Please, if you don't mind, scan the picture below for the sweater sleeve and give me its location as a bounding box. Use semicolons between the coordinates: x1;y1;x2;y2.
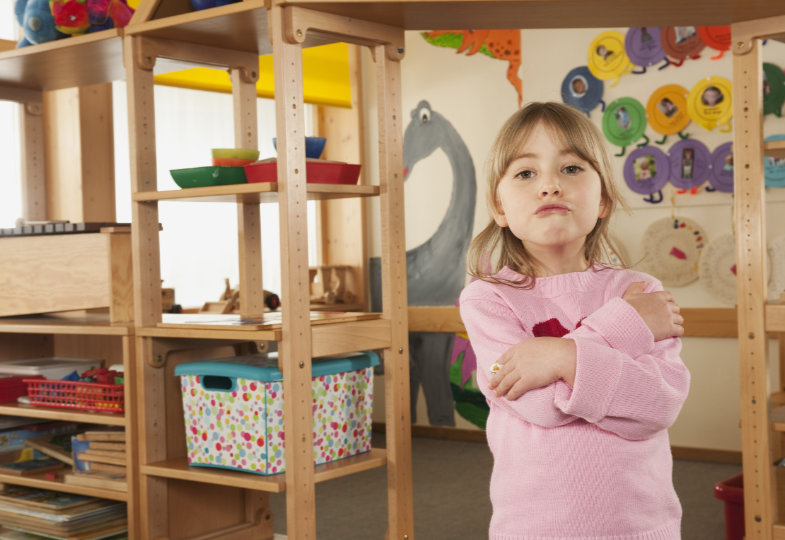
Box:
459;289;578;428
553;278;690;441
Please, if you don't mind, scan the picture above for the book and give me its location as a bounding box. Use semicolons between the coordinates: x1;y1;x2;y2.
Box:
24;438;74;466
63;473;127;493
0;486;93;512
0;458;65;477
75;432;125;443
76;453;125;467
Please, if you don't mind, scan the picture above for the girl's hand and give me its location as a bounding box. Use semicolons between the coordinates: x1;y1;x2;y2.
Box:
488;337;577;400
622;282;684;341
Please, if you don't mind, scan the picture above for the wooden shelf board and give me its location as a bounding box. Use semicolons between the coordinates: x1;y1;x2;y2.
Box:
0;312;133;336
141;448;386;492
767;302;785;332
0;471;127;502
124;1;336;57
281;0;785;29
0;30;123;93
765;139;785;159
133;183;379;203
0;403;127;426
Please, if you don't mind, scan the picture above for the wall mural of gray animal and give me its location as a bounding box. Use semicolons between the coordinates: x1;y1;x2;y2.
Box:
370;100;477;426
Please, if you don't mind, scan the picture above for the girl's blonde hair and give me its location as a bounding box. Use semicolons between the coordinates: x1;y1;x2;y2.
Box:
467;101;627;287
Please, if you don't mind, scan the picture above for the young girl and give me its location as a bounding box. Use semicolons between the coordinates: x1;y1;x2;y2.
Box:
459;102;689;540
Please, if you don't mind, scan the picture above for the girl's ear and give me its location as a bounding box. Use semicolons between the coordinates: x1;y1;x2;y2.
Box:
598;196;610;219
492;198;509;227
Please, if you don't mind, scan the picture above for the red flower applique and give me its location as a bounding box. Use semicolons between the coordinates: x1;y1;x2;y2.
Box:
532;318;569;337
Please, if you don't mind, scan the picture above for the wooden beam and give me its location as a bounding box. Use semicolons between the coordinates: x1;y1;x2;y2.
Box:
408;306;741;338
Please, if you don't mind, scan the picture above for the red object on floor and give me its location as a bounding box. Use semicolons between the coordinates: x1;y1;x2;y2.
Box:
713;473;744;540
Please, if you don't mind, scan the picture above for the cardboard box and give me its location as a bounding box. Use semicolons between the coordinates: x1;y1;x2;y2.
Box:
175;352;379;475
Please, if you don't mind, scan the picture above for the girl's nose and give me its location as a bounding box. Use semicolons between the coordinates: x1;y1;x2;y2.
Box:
539;181;561;197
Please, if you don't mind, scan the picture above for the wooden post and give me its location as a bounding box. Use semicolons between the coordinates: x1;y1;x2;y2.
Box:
375;42;415;540
732;26;774;540
19;101;46;221
316;44;368;308
43;83;116;222
231;67;265;318
272;6;317;539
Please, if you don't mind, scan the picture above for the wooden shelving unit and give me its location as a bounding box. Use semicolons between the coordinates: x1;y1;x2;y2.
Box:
731;14;785;539
0;314;137;534
121;2;411;539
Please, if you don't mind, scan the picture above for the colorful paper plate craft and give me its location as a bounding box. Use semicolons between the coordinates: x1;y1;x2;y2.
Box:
708;141;734;193
660;26;706;67
667;138;711;193
697;234;738;305
698;234;778;304
697;26;731;60
687;76;733;132
764;134;785;188
763;62;785;117
561;66;605;117
622;145;670;204
641;216;706;287
602;97;648;156
646;84;691;144
625;27;669;74
587;31;633;87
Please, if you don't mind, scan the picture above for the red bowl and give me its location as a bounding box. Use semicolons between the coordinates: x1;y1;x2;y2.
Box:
244;159;361;185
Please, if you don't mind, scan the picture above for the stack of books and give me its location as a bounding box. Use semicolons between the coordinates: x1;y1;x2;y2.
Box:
0;485;126;539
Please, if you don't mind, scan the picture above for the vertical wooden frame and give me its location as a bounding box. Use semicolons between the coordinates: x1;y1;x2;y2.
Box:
375;43;415;540
231;68;265;318
732;26;774;539
271;6;317;539
124;35;163;328
19;101;47;221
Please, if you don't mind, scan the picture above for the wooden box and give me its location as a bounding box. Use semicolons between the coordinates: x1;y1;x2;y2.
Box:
0;228;132;322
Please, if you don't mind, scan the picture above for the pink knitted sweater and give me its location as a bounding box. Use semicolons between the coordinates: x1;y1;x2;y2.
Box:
459;265;690;540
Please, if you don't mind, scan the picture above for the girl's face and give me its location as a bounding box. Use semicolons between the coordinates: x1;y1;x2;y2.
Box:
493;122;607;272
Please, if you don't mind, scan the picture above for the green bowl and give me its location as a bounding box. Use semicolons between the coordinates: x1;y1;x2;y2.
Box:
170;166;247;188
211;148;260;161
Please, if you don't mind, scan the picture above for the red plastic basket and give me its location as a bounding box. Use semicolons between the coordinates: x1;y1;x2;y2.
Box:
24;379;124;414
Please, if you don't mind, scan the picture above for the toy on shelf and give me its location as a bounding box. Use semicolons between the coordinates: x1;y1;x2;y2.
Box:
14;0;65;47
198;278;281;314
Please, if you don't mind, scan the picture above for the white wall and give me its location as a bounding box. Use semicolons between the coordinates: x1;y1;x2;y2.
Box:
374;27;785;451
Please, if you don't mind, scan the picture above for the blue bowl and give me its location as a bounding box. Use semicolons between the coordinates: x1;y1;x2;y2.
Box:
272;136;327;159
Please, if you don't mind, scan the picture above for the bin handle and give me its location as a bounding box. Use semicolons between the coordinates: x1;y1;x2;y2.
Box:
201;375;236;392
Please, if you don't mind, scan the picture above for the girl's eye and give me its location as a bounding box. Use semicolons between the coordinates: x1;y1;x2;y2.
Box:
563;165;583;174
514;169;535;179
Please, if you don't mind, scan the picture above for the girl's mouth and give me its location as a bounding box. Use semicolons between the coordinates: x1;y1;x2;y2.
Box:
536;204;569;215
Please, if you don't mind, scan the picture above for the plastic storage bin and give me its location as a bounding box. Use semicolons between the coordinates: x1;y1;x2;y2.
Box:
175;351;379;475
713;473;744;540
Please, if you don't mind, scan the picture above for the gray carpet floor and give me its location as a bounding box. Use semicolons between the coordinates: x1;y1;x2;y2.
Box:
269;435;742;539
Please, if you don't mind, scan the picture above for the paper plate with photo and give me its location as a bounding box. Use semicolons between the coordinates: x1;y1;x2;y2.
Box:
698;26;731;59
660;26;706;63
561;66;605;115
587;31;633;86
641;216;706;287
625;27;668;71
709;141;734;192
646;84;690;137
763;62;785;117
687;76;733;131
668;138;711;190
602;97;647;149
764;134;785;188
623;145;670;195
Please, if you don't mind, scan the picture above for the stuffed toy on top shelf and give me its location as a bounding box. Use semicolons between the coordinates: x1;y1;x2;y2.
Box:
14;0;66;47
14;0;135;47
